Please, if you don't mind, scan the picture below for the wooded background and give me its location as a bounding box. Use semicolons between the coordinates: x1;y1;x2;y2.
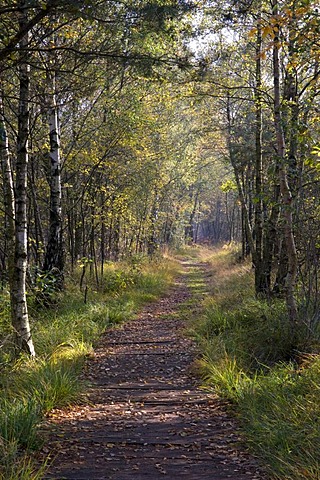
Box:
0;0;319;354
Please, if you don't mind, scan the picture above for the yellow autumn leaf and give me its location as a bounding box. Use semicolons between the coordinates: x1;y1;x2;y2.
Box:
262;25;273;39
248;27;257;40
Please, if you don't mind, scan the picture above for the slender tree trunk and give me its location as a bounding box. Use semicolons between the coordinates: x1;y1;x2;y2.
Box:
185;189;199;244
254;12;267;294
11;2;35;355
66;189;75;270
273;238;288;295
100;190;106;277
195;203;201;243
147;193;159;255
272;0;298;325
0;92;15;283
284;8;299;193
43;70;64;287
90;204;99;287
101;217;105;277
262;183;281;295
112;216;120;260
227;95;255;257
29;159;45;266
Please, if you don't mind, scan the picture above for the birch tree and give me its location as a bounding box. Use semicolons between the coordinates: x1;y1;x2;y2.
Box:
10;1;35;355
42;64;64;288
0;93;15;290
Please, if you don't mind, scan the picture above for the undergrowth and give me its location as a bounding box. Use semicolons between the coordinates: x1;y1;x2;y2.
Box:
0;254;178;478
190;245;320;480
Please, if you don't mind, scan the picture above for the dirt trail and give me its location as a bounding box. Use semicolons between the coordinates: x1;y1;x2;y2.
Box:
43;260;264;480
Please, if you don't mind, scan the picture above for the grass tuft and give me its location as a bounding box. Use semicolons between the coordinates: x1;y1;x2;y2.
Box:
0;399;41;450
10;360;84;414
0;438;47;480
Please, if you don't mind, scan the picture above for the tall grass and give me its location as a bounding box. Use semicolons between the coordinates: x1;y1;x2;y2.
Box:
192;245;320;480
0;439;47;480
0;254;178;478
0;398;41;449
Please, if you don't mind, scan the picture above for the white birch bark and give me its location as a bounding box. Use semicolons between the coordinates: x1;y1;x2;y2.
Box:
43;68;64;284
11;1;35;356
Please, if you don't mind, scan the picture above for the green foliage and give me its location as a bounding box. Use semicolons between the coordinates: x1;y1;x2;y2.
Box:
32;269;61;306
102;269;136;294
201;352;254;401
200;352;320;479
220;179;237;192
238;359;320;479
199;298;292;369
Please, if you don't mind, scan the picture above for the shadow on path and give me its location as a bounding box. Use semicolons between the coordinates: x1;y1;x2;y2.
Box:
42;261;265;480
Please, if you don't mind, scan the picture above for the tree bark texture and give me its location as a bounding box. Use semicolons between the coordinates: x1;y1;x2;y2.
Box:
272;0;298;325
0;92;15;280
227;95;255;258
11;1;35;356
254;13;266;294
43;70;64;287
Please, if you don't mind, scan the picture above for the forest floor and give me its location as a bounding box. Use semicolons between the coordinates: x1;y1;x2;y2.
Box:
40;258;266;480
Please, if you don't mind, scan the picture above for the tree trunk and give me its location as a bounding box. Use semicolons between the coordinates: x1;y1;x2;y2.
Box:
273;238;288;296
0;92;15;284
11;1;35;355
43;70;64;288
185;189;199;244
29;158;45;266
111;215;120;261
254;13;266;294
262;183;281;295
272;0;298;325
147;193;159;255
226;95;255;257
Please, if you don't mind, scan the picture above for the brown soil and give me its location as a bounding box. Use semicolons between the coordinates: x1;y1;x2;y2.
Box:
41;261;266;480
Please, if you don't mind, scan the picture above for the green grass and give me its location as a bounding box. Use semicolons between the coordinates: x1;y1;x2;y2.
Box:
0;398;41;449
6;359;85;414
238;359;320;479
0;254;179;479
0;439;47;480
190;245;320;480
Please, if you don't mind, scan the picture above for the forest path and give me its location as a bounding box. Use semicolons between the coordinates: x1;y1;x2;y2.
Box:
43;259;264;480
